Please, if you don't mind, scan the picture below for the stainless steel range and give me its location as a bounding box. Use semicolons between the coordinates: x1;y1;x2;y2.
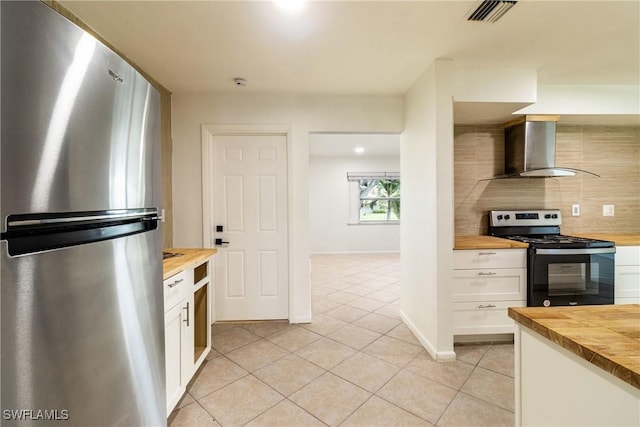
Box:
488;209;615;307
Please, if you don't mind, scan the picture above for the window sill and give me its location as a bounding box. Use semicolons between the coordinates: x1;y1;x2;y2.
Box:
347;221;401;226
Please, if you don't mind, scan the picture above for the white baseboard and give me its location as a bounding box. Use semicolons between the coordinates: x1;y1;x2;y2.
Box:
400;309;457;362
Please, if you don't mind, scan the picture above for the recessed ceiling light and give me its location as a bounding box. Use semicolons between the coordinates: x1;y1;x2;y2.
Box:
275;0;305;12
354;147;365;154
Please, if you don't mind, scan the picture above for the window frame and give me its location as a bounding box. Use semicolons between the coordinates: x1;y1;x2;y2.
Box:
347;172;400;225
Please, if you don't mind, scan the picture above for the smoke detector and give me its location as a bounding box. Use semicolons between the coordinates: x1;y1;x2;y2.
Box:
467;1;517;22
233;78;247;87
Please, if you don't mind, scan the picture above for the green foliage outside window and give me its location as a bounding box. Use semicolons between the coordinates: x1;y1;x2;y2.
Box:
359;179;400;222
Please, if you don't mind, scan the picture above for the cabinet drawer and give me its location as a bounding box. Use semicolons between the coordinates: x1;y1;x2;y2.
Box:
615;265;640;299
164;270;187;311
615;246;640;266
452;300;525;335
453;268;526;302
453;249;526;269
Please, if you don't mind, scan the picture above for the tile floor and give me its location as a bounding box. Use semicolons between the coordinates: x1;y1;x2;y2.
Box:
168;254;515;426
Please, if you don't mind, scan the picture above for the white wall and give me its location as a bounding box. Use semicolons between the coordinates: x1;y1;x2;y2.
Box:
171;93;403;322
400;58;455;360
309;155;400;253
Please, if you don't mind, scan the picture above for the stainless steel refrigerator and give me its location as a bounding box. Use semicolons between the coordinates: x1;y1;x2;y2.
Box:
1;2;166;425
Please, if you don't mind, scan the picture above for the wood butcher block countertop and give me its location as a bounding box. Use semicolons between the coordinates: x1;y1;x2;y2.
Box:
573;233;640;246
509;305;640;389
454;235;529;250
162;248;218;280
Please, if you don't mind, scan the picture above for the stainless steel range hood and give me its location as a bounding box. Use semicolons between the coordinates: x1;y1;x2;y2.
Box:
496;115;599;178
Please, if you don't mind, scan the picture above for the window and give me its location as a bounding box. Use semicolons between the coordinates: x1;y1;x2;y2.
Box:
347;172;400;224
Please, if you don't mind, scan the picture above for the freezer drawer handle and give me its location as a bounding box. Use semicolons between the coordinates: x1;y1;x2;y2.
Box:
478;304;497;309
167;279;183;288
478;272;497;276
478;252;497;255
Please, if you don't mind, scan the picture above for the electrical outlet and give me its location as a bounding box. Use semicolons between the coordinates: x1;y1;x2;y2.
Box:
603;205;615;216
572;204;580;216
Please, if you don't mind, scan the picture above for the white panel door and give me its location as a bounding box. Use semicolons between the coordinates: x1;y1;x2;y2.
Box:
213;134;288;320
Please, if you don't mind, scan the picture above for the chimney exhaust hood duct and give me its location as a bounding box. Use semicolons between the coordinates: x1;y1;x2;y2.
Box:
494;115;599;179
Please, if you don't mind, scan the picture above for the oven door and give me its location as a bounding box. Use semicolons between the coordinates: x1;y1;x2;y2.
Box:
529;247;615;306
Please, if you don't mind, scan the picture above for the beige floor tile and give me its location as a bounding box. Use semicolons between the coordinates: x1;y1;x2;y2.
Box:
269;327;322;352
461;367;515;412
353;312;401;334
296;337;356;369
340;275;368;285
373;303;401;320
347;297;388;312
187;357;248;399
386;323;422;346
331;352;399;393
198;375;283;426
341;396;432;426
245;400;326;427
254;354;325;396
290;372;371;426
324;280;353;291
325;290;361;304
437;392;514;426
405;351;474;390
312;296;343;314
168;402;219;427
240;320;293;338
343;285;373;296
362;335;423;367
176;392;195;409
211;327;261;354
226;339;289;372
327;324;382;350
478;345;515;377
300;313;347;336
326;305;368;323
453;343;490;365
367;289;399;303
358;280;390;290
377;370;456;424
212;322;243;334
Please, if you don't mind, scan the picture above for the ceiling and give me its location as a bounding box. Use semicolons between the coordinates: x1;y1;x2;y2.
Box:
61;0;639;97
309;133;400;158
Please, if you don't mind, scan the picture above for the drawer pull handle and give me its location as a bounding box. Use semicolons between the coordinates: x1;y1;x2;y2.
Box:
478;252;497;255
478;304;496;309
478;272;497;276
183;302;190;326
168;278;184;288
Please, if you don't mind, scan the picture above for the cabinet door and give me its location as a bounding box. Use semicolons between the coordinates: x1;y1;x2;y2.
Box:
615;265;640;302
165;303;184;414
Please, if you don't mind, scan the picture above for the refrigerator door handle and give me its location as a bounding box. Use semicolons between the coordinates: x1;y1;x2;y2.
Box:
1;208;160;257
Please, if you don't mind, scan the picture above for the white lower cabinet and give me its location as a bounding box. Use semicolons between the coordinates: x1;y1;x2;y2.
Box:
615;246;640;304
453;249;526;336
163;257;212;415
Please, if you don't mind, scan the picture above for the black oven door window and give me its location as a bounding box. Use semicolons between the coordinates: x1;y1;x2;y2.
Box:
529;252;615;306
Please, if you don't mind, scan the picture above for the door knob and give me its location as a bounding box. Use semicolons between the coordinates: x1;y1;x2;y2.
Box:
215;238;229;246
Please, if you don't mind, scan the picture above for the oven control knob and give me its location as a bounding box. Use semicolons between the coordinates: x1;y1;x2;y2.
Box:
545;214;551;219
504;215;510;220
543;300;551;307
497;215;503;220
552;214;558;219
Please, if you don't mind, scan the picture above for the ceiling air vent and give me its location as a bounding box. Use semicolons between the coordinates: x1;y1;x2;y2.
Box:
467;0;517;22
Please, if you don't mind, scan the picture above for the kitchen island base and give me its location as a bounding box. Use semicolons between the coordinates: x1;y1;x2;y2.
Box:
515;326;640;427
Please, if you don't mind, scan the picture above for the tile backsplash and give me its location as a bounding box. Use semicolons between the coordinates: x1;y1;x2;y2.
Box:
454;124;640;235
